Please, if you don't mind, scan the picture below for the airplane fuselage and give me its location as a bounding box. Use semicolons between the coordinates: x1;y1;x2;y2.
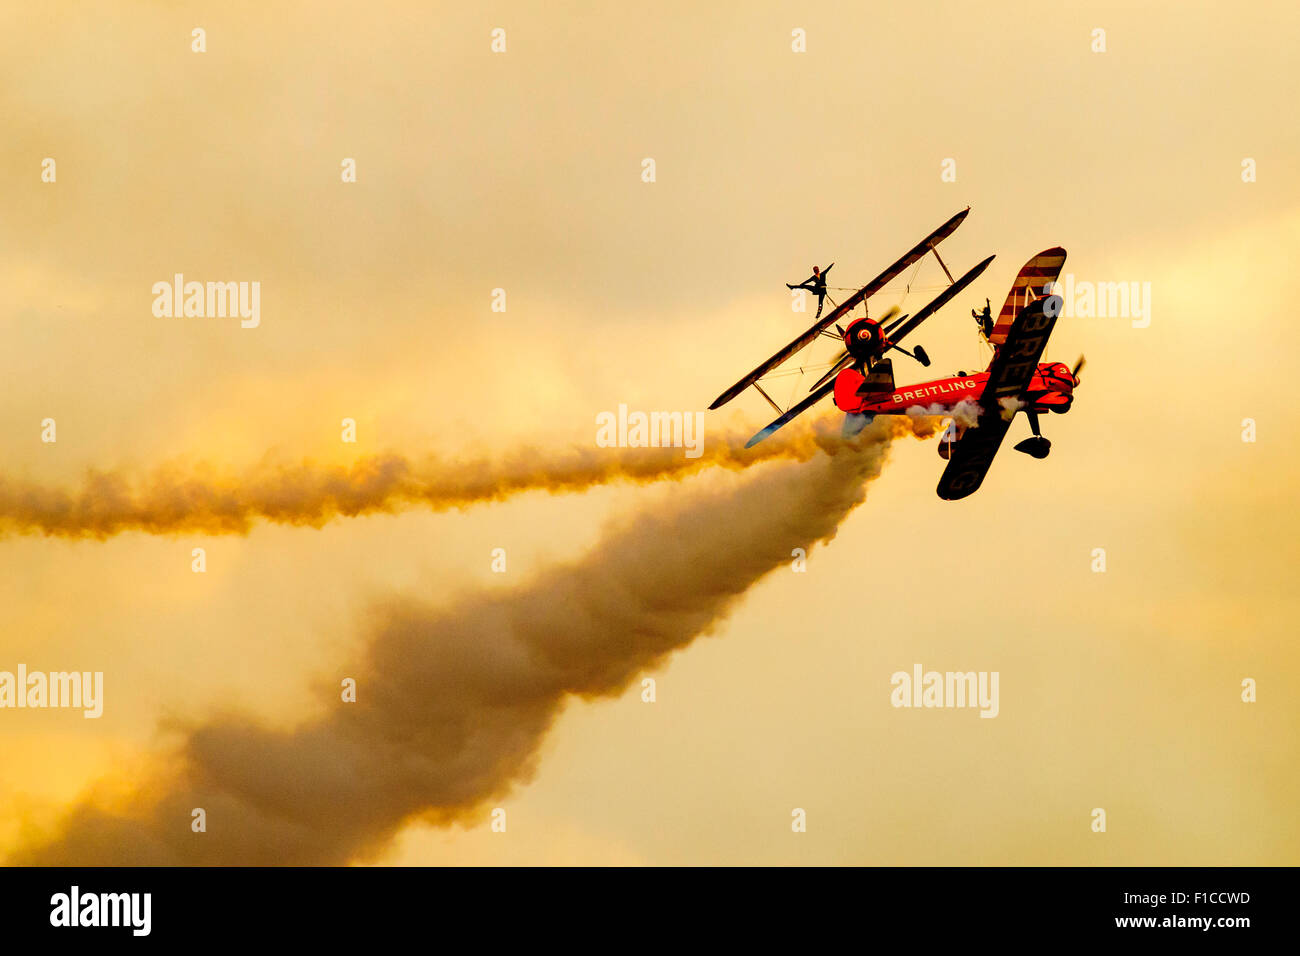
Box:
834;362;1075;417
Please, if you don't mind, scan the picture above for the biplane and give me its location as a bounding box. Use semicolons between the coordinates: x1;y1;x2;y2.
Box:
710;210;1081;499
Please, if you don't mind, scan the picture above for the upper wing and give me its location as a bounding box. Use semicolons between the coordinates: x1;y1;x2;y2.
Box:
987;247;1066;346
710;207;972;410
936;295;1060;500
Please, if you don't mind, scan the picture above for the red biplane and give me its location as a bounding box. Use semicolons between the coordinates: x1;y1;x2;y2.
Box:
710;210;1082;499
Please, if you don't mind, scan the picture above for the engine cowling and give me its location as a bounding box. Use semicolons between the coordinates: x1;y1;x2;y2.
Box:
844;318;883;361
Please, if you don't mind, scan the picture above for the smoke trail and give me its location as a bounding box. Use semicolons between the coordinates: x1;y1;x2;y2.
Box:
0;416;928;540
9;418;917;865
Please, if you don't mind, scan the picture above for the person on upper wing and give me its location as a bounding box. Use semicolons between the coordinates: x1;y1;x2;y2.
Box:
972;298;994;339
787;263;834;318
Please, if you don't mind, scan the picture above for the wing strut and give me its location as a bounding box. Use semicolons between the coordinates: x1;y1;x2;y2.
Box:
931;244;955;283
744;381;837;448
751;382;783;415
887;254;996;344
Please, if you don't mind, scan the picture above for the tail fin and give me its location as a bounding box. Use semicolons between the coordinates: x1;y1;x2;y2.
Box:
833;357;896;414
862;357;895;393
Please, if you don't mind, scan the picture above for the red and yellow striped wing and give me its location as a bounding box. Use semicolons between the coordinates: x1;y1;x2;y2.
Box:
987;247;1066;346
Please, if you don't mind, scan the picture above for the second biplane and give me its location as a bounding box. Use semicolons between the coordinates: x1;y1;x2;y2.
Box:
710;209;1081;499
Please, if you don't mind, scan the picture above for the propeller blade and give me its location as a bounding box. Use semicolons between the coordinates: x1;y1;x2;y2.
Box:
808;350;853;392
879;306;907;336
1072;354;1086;383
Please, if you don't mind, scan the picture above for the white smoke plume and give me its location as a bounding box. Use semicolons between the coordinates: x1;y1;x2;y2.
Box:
0;417;927;540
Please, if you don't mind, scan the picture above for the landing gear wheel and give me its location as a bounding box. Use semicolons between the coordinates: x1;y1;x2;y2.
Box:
1013;436;1052;459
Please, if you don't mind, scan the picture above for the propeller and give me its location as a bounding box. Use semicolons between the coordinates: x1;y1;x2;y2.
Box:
807;350;854;392
807;306;901;393
883;311;910;337
872;305;902;330
1071;355;1086;385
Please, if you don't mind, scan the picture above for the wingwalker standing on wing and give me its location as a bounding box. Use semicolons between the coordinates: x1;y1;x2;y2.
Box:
709;208;1084;500
787;263;834;318
972;298;994;339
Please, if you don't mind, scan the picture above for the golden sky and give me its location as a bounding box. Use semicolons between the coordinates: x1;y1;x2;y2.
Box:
1;1;1297;864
